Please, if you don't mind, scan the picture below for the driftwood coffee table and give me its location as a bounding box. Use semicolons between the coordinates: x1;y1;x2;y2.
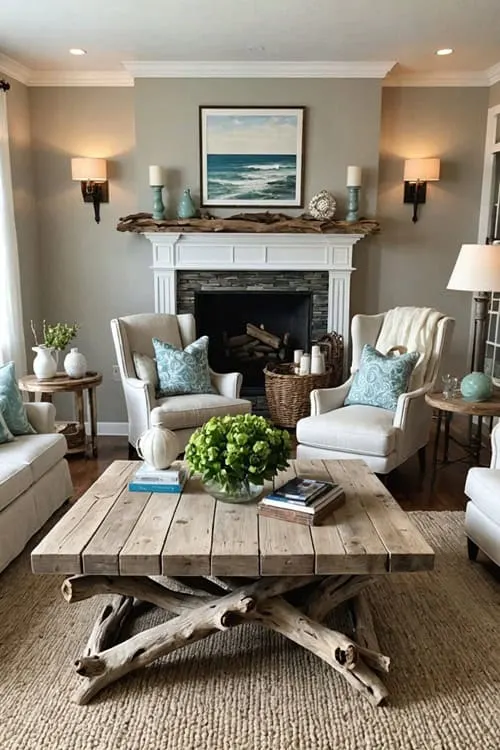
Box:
31;459;434;706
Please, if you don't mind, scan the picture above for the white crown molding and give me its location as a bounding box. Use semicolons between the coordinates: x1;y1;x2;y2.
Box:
383;70;490;87
487;62;500;86
0;52;30;85
27;69;133;87
122;60;397;79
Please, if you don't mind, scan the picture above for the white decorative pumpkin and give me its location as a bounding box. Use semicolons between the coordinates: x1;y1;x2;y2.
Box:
136;418;180;469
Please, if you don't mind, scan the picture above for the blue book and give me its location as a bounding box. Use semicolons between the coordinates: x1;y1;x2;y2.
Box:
128;481;185;494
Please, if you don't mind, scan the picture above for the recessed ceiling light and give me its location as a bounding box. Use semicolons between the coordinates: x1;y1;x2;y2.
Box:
436;48;453;56
69;48;87;56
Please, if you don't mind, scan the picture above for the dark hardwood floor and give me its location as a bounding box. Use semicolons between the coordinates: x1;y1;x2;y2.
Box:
67;422;479;511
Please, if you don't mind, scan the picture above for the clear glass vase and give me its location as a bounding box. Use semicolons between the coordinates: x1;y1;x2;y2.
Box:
201;478;263;504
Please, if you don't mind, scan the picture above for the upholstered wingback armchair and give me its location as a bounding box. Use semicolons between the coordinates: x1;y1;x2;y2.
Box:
464;423;500;566
296;309;454;474
111;313;251;453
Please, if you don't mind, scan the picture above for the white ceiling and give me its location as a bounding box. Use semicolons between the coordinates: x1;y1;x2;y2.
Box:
1;0;500;84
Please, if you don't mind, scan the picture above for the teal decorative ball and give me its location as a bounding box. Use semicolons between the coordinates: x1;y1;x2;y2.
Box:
460;372;493;402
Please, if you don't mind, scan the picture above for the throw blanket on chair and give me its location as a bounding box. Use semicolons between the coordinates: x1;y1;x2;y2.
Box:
375;306;443;390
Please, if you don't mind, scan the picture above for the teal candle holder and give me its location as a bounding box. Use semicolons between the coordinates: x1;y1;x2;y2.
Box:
151;185;165;220
346;186;360;223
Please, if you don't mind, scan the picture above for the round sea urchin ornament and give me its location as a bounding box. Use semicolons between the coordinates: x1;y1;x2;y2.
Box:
308;190;337;220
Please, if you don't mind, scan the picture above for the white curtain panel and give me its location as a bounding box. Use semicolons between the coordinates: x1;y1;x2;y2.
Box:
0;91;27;374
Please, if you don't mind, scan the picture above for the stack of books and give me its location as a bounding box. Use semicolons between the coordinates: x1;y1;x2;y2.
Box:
128;461;187;493
257;476;344;526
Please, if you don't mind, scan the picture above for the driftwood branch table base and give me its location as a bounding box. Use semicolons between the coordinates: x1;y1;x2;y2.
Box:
31;460;434;707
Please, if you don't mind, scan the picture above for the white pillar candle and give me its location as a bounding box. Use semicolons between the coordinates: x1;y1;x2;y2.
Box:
149;165;164;186
346;166;362;187
299;354;311;375
293;349;304;364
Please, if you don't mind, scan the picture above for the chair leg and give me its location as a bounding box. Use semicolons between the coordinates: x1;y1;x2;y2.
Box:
417;446;426;476
467;537;479;562
128;442;139;460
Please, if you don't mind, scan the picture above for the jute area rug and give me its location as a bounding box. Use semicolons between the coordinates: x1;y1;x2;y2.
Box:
0;511;499;750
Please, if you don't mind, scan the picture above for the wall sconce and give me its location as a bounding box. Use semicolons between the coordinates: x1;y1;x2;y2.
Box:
403;157;440;223
71;157;109;224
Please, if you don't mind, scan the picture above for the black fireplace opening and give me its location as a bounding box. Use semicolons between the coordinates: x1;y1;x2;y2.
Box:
195;290;312;394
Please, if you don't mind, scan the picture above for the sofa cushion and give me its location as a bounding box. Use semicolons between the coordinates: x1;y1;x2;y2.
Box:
296;404;397;457
152;394;251;431
0;433;67;483
133;352;159;388
153;335;216;397
0;361;36;436
345;345;420;411
465;468;500;524
0;462;33;513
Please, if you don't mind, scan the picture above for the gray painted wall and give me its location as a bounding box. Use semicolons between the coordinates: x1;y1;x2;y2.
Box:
134;78;382;220
29;87;140;421
377;86;489;375
2;74;40;366
489;82;500;107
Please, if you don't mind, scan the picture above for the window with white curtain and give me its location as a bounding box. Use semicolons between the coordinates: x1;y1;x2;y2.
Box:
0;86;27;374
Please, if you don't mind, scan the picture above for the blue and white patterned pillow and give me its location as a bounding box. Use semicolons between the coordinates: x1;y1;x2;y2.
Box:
153;336;215;397
0;361;36;435
0;406;15;444
345;345;420;411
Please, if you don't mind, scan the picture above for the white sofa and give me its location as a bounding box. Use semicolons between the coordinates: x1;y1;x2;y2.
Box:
464;423;500;567
0;402;73;574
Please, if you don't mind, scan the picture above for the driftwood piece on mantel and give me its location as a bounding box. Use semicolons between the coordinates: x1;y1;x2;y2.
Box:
116;211;380;236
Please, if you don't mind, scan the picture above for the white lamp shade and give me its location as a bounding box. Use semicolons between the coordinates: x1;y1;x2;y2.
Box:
403;158;440;183
71;157;107;182
447;244;500;292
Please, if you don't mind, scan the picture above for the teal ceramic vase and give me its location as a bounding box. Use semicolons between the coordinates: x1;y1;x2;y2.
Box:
460;371;493;402
177;188;196;219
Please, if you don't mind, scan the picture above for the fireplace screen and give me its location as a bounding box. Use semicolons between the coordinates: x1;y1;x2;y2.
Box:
195;290;312;393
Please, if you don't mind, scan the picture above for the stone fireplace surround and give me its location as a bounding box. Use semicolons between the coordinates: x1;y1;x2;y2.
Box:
144;231;366;377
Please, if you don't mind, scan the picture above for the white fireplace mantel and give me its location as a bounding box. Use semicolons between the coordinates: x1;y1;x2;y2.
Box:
144;232;366;366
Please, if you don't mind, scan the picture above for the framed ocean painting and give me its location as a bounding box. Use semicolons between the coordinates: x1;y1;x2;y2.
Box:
199;106;305;208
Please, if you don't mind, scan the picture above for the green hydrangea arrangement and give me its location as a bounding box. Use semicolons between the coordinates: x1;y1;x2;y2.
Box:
185;414;291;493
31;320;79;351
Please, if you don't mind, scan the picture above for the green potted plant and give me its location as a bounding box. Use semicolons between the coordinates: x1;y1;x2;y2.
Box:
30;320;80;379
185;413;291;503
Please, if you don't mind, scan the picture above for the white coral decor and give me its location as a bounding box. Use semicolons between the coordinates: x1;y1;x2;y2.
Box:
308;190;337;220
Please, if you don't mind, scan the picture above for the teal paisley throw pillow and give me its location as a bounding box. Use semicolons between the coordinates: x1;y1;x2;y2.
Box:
153;336;215;397
345;345;420;411
0;406;15;444
0;361;36;435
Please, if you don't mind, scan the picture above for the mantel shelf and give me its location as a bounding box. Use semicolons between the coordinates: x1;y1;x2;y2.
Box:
116;212;380;236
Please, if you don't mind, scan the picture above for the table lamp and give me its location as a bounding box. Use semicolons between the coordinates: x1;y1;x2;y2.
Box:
447;243;500;399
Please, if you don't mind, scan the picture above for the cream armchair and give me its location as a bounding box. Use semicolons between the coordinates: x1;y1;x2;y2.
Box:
464;423;500;566
111;313;251;454
296;310;454;475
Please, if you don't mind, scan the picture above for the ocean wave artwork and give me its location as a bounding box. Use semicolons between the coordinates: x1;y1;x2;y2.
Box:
200;107;304;206
207;154;297;201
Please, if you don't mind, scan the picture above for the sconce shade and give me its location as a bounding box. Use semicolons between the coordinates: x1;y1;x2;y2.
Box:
447;244;500;292
71;157;107;182
403;158;440;183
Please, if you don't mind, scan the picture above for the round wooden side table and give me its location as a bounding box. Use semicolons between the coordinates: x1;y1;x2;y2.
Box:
19;371;103;457
425;389;500;488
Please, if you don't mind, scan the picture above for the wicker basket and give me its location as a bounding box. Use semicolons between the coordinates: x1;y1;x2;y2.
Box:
264;363;333;428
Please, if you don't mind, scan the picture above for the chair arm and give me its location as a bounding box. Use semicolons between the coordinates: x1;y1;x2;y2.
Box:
393;385;430;430
24;402;56;434
122;377;153;446
209;369;242;399
490;423;500;468
310;377;354;416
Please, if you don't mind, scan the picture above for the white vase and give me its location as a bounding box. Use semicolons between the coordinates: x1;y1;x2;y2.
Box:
64;347;87;379
32;346;57;380
136;418;180;470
